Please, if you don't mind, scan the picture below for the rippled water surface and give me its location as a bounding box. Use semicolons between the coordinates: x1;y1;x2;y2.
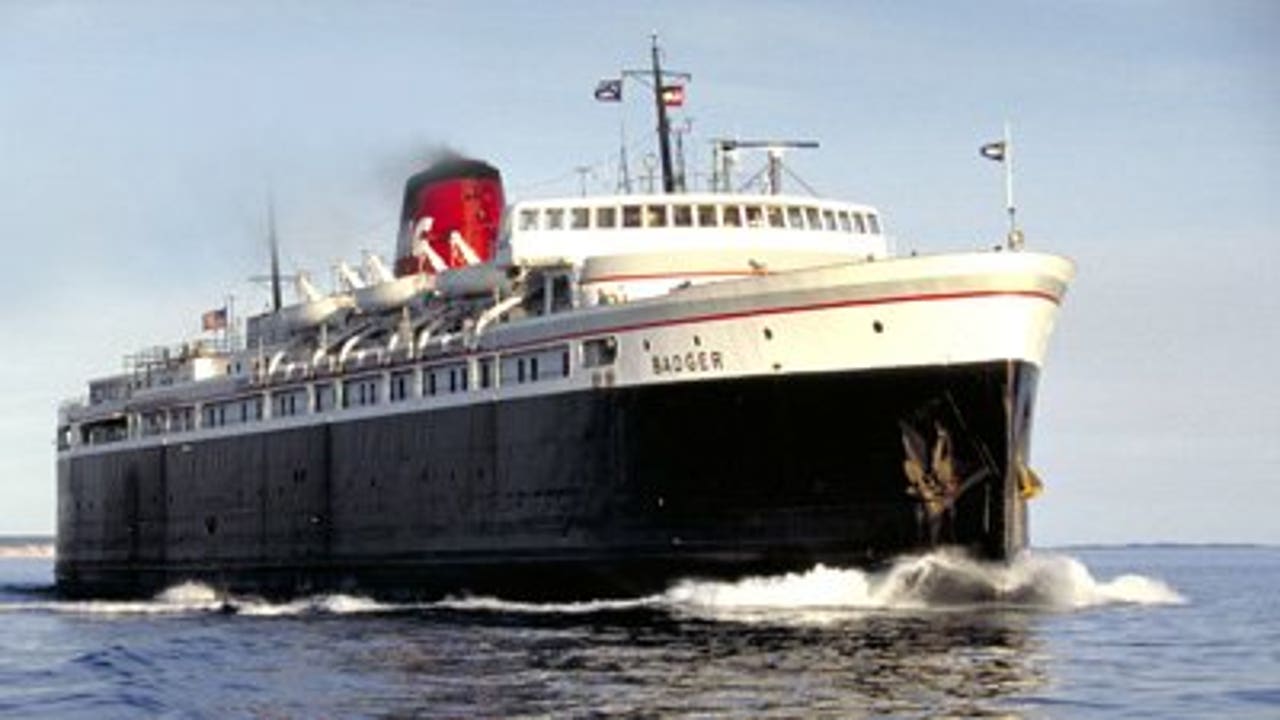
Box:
1;546;1276;718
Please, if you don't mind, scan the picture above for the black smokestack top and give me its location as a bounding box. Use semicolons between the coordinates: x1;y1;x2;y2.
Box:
399;155;502;225
392;148;506;276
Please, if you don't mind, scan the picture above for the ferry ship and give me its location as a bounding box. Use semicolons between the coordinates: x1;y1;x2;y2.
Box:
55;41;1074;599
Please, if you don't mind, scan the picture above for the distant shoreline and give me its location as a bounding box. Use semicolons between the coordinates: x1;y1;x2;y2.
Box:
0;537;55;559
1039;542;1275;551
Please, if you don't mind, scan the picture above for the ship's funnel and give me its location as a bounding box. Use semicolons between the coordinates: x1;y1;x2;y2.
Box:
394;157;504;277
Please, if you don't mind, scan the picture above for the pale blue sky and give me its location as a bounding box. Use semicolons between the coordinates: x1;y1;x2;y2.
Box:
2;1;1277;543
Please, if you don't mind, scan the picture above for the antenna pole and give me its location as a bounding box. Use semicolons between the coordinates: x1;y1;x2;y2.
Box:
618;120;632;193
767;149;783;195
225;293;236;351
673;120;690;191
1004;121;1022;249
268;194;283;311
650;33;675;194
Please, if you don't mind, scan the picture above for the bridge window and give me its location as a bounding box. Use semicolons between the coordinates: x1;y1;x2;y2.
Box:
786;206;804;228
767;206;785;228
696;204;718;227
390;371;412;402
313;384;333;412
596;206;617;228
673;204;693;227
852;212;867;233
519;209;539;231
723;205;743;227
571;207;590;229
84;418;128;445
645;204;667;228
837;211;852;232
744;205;764;227
867;214;881;234
142;411;166;437
582;337;618;368
804;207;821;230
822;209;837;231
545;208;565;230
343;376;379;408
622;205;642;228
273;389;306;416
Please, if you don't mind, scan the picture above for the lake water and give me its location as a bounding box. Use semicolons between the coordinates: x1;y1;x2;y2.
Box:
1;545;1276;718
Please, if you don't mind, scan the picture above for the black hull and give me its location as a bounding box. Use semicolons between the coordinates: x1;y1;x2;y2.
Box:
56;360;1039;600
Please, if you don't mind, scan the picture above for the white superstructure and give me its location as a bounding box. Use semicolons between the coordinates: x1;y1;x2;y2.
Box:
57;182;1072;461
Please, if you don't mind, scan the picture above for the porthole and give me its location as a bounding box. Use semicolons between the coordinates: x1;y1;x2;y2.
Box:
763;328;773;340
873;321;884;334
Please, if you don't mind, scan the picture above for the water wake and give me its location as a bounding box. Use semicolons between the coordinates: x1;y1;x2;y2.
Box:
0;580;418;618
0;550;1182;619
664;550;1185;619
426;550;1185;620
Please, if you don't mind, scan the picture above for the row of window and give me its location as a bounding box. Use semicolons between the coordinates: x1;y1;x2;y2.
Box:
517;203;881;235
81;341;598;442
203;397;264;428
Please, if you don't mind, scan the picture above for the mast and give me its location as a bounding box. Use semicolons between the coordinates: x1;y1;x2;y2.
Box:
617;35;689;193
650;34;676;194
268;195;283;312
1003;121;1023;249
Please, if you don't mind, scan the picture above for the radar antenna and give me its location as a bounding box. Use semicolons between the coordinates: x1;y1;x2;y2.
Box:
712;139;820;194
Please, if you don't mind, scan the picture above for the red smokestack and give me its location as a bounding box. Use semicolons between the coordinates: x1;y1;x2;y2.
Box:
394;157;504;276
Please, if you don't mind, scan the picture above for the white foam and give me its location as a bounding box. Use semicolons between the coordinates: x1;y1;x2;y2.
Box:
0;550;1184;619
0;581;227;616
660;550;1185;621
155;581;222;606
665;564;880;609
233;593;417;617
433;595;656;615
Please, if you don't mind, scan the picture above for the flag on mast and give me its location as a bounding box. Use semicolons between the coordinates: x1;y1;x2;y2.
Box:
202;307;228;332
660;84;685;107
981;122;1022;249
594;78;622;102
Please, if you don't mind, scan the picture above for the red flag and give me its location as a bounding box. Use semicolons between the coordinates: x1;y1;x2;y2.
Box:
661;84;685;107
